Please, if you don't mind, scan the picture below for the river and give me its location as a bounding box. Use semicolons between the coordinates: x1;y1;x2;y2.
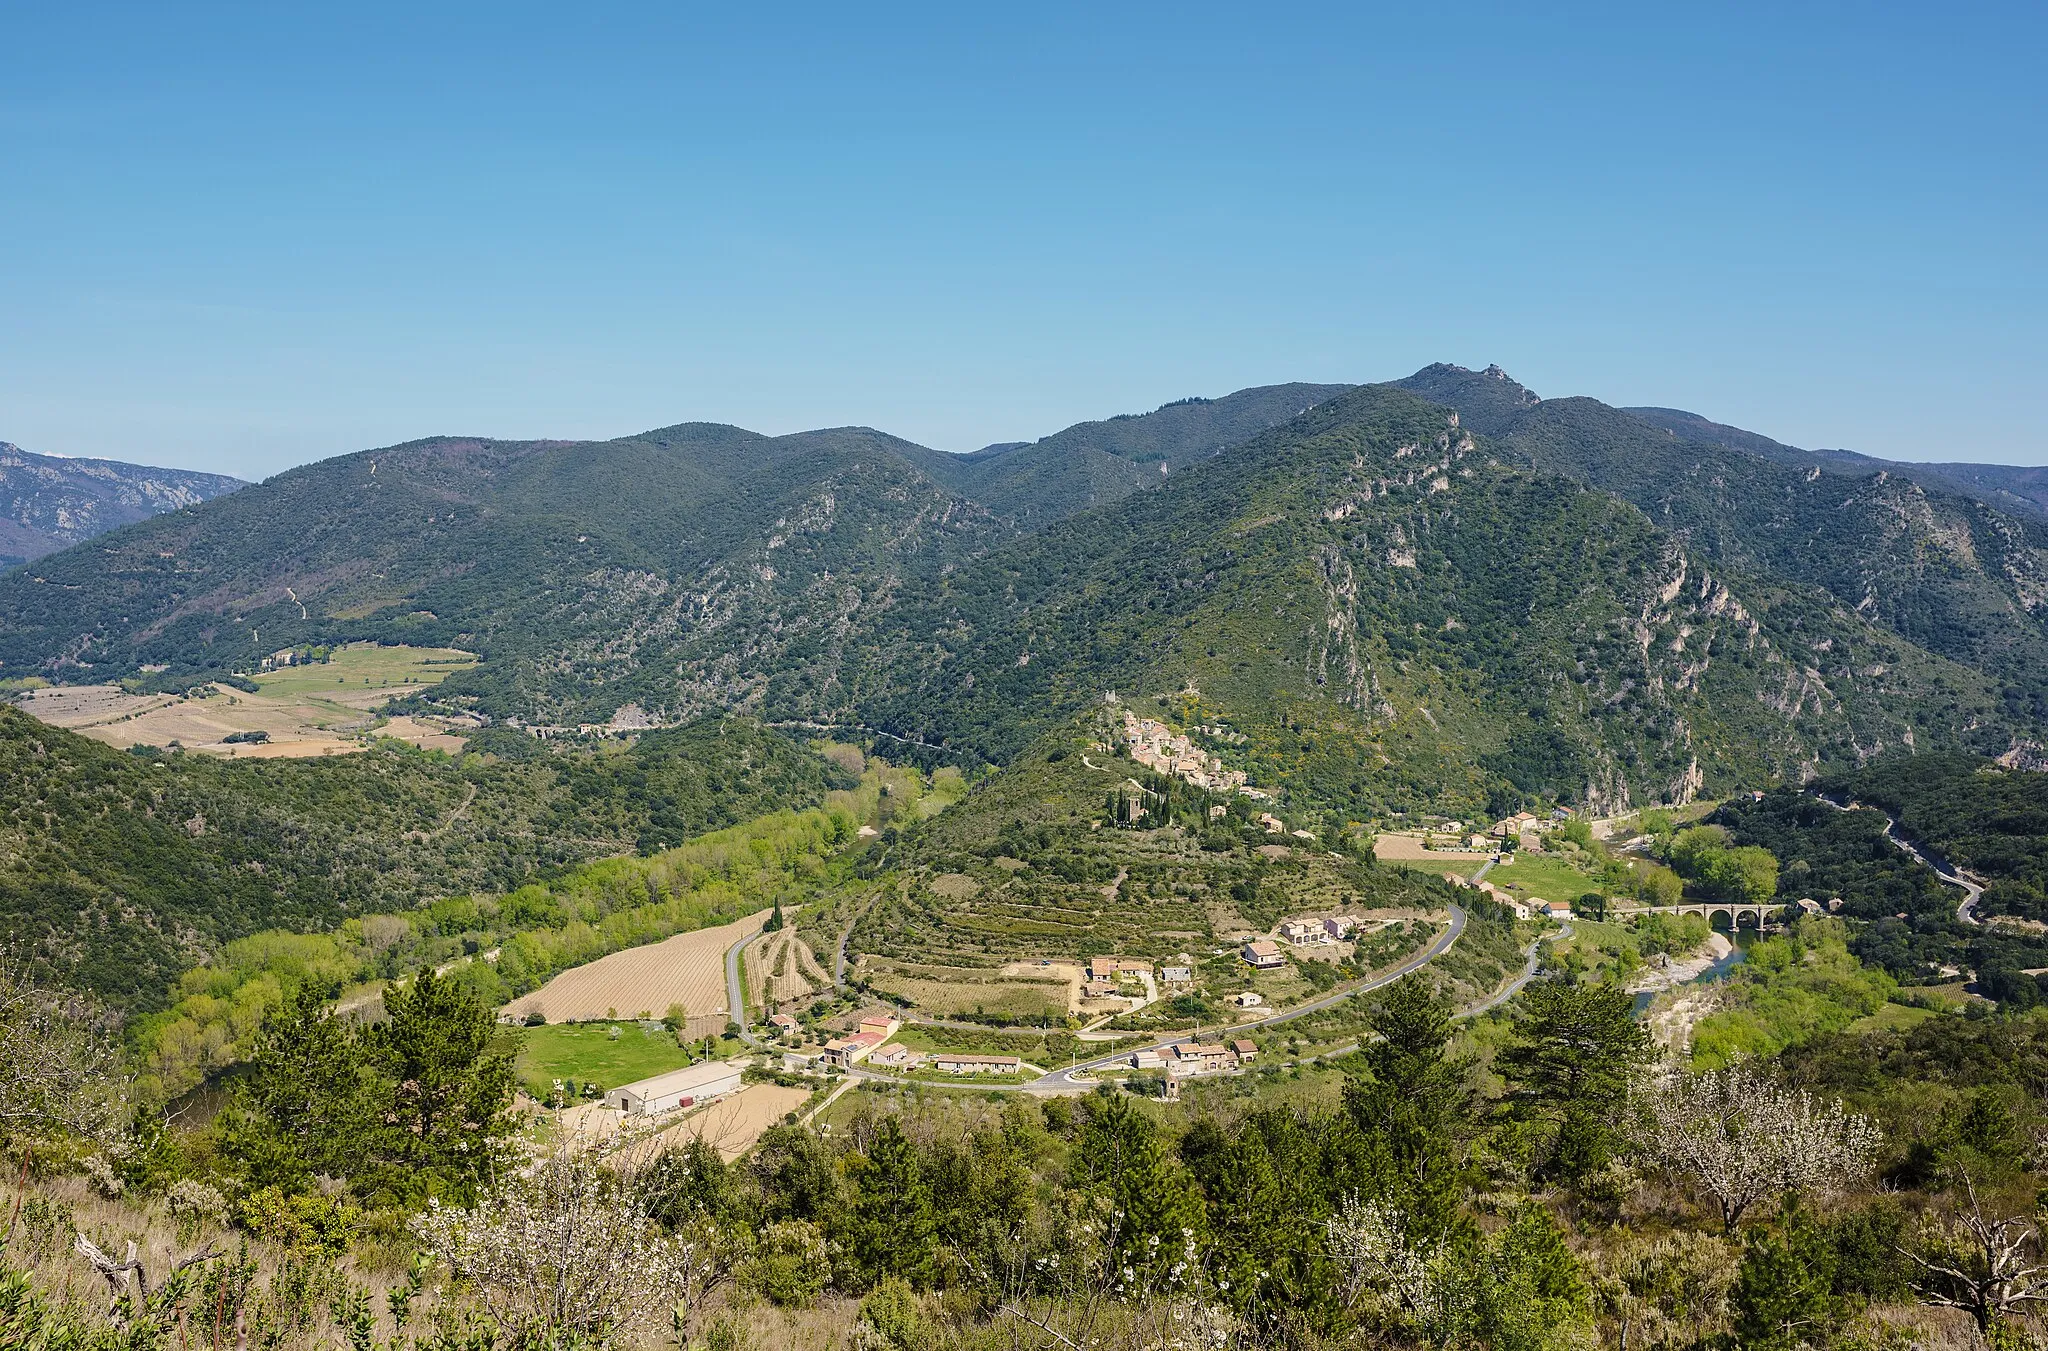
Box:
1631;930;1752;1016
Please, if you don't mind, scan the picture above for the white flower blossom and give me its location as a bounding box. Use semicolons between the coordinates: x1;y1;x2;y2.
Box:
1651;1064;1881;1229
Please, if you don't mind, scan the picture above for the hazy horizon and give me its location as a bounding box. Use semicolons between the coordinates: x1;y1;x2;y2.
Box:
9;360;2044;483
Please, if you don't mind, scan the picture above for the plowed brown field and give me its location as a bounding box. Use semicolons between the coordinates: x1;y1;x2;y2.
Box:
501;910;768;1034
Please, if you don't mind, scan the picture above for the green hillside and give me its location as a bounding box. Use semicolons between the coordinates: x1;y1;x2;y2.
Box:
1399;364;2048;711
0;388;1344;727
844;384;2029;820
4;368;2043;829
0;706;847;1007
931;382;1353;526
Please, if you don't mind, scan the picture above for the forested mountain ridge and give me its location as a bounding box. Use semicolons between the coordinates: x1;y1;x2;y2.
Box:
838;384;2029;820
0;706;847;1007
0;440;245;570
925;382;1352;526
0;388;1342;722
1630;404;2048;520
0;425;1009;723
3;368;2042;815
1398;365;2048;714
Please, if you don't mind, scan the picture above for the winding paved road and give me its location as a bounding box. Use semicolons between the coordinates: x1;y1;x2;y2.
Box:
1456;921;1568;1020
1812;793;1984;925
724;925;768;1049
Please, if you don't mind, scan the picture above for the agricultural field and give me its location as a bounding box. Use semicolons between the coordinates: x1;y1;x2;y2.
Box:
650;1082;816;1161
512;1020;696;1099
1482;853;1598;906
252;643;476;698
861;965;1072;1024
15;643;478;758
744;926;829;1011
500;908;768;1035
1373;832;1494;864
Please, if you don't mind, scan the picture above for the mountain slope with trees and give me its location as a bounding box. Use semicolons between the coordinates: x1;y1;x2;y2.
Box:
1397;365;2048;712
0;706;846;1007
2;370;2042;820
843;384;2030;820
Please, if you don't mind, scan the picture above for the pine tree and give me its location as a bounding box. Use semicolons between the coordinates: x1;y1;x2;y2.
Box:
362;967;516;1203
851;1117;938;1287
1078;1095;1204;1269
214;982;370;1191
1497;977;1651;1183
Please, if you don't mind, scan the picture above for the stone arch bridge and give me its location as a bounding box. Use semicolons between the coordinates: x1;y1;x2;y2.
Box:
1611;901;1790;930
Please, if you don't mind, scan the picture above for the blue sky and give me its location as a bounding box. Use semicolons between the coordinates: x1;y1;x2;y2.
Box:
3;3;2043;479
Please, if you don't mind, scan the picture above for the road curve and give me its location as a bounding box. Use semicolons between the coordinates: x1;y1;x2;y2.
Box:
1457;922;1569;1021
724;925;768;1049
1811;793;1984;925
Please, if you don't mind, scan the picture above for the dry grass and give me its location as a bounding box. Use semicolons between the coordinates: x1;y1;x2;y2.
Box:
866;971;1068;1022
17;644;477;759
1;1175;421;1349
1372;832;1493;863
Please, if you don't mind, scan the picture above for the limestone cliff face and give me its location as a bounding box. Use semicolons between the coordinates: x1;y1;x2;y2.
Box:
0;442;245;567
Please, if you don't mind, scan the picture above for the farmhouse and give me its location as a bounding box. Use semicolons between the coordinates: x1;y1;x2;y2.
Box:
1130;1048;1164;1070
604;1059;743;1116
869;1045;926;1070
1279;919;1331;947
1165;1042;1231;1075
767;1013;799;1036
931;1054;1022;1076
823;1030;887;1066
1231;1038;1258;1062
858;1012;902;1037
1323;916;1357;940
1229;991;1265;1008
1087;957;1152;980
1242;939;1284;969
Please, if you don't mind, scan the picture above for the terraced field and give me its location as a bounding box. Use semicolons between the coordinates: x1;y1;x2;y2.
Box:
854;828;1409;972
745;926;828;1010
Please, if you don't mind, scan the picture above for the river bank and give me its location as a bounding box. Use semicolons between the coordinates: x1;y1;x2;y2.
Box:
1626;930;1735;995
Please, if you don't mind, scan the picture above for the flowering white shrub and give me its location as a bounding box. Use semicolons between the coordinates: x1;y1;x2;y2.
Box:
414;1142;727;1347
165;1179;230;1225
81;1153;124;1198
0;955;125;1146
1650;1064;1881;1229
1325;1197;1464;1345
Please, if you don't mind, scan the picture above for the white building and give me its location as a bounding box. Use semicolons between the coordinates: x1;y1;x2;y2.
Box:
1279;919;1332;947
931;1054;1022;1076
605;1059;743;1115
